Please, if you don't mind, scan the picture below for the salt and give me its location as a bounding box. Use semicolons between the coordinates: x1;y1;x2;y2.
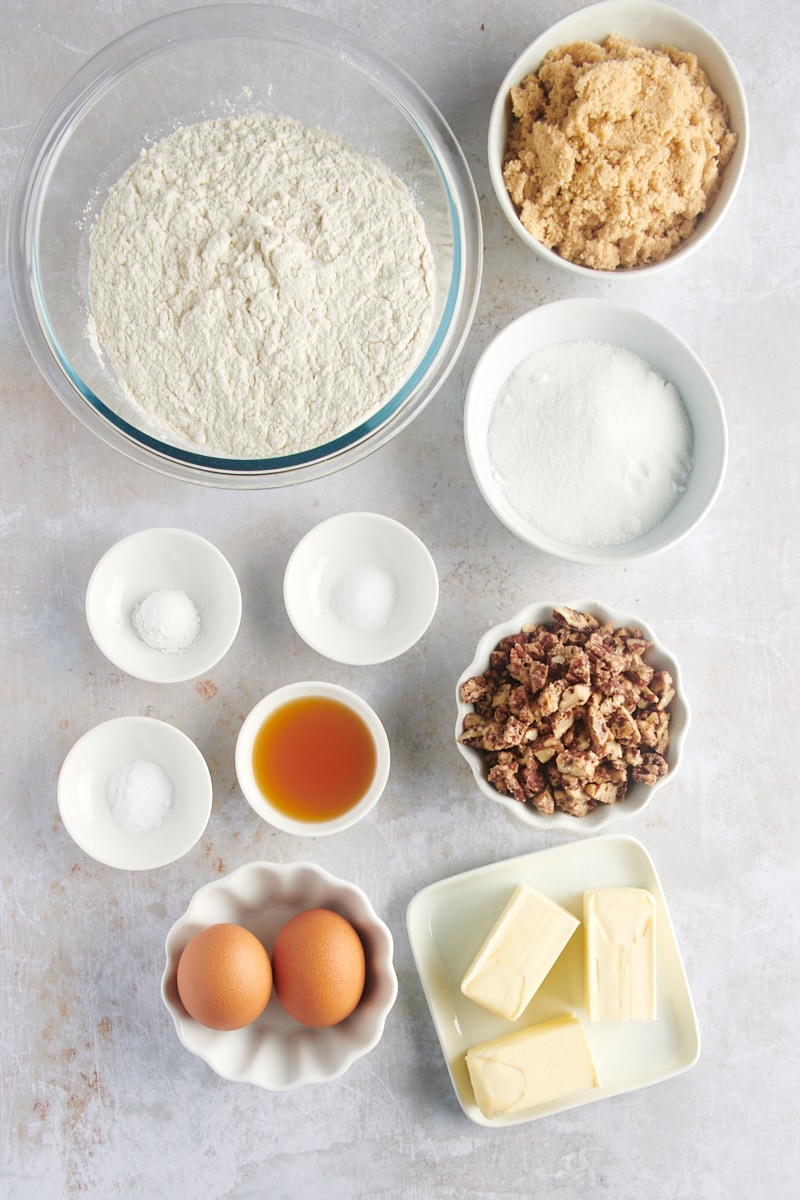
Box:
328;563;397;635
132;588;201;653
106;760;173;834
487;340;693;548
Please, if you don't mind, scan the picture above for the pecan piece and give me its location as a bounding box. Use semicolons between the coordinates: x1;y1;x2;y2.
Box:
631;751;669;786
460;675;488;704
585;780;626;805
650;670;676;710
554;783;595;818
531;788;556;814
555;748;599;779
486;752;526;802
552;607;600;632
637;710;671;754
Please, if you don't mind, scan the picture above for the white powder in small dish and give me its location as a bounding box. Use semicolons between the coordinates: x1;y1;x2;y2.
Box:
106;760;173;834
132;589;201;654
329;564;398;635
487;340;693;547
88;113;435;458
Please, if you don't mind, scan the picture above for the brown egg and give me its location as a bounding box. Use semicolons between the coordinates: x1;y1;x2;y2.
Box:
272;908;366;1028
176;923;272;1031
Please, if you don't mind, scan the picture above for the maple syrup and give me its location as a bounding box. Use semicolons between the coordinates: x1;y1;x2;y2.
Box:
252;695;377;823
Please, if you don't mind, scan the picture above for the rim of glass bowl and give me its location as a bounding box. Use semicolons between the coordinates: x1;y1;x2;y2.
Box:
7;3;483;489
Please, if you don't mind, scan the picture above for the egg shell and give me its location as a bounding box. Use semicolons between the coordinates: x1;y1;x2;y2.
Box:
272;908;366;1028
176;922;272;1031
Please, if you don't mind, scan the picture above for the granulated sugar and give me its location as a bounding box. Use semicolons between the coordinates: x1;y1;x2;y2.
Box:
487;340;693;547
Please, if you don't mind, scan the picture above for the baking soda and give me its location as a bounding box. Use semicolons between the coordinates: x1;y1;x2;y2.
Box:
107;760;173;834
487;340;693;547
132;589;201;654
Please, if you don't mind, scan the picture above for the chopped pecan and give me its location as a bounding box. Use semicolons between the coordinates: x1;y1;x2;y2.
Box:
632;751;669;786
458;608;675;819
637;710;671;754
555;748;599;779
554;784;595;818
650;670;676;710
459;675;488;704
565;648;592;684
552;607;600;632
626;658;655;687
457;713;487;746
487;752;526;802
518;749;547;797
586;701;611;751
550;710;576;740
508;684;535;724
608;705;641;744
533;679;563;719
531;788;556;814
560;683;592;711
531;733;561;763
477;722;508;751
585;780;627;805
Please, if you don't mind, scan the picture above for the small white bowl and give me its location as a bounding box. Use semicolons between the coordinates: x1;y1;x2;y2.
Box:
455;600;690;835
161;860;398;1090
235;681;391;836
57;716;213;869
488;0;749;277
464;299;727;565
86;527;242;683
283;512;439;665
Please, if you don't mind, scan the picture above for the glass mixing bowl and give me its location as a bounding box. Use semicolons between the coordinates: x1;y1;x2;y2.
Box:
7;4;482;488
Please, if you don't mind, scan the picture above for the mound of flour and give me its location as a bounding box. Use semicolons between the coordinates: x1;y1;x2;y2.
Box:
88;114;435;458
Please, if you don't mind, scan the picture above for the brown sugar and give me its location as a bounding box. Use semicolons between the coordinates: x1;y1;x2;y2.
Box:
502;35;737;270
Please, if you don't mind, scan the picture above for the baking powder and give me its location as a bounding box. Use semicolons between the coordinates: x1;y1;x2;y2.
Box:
329;564;398;635
487;341;693;547
88;114;435;458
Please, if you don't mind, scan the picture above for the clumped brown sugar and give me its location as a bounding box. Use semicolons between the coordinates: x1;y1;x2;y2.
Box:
502;35;737;270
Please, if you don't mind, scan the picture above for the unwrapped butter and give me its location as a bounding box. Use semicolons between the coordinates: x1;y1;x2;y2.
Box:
465;1013;600;1119
460;883;579;1020
584;886;657;1021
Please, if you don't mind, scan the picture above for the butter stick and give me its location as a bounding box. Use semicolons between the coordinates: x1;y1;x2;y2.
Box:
460;883;580;1021
584;887;657;1021
465;1013;600;1119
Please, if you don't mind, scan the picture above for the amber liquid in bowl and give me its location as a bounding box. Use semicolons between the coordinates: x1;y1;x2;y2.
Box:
252;696;377;822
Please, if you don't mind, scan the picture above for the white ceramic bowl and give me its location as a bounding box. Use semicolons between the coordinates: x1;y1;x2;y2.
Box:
488;0;749;277
161;861;398;1089
235;681;391;836
464;299;727;565
57;716;213;869
455;600;690;834
283;512;439;665
86;528;242;682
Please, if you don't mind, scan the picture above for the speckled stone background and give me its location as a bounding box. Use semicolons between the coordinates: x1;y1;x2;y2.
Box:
2;1;798;1197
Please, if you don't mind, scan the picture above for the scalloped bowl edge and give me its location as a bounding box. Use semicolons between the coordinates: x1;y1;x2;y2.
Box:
454;600;691;834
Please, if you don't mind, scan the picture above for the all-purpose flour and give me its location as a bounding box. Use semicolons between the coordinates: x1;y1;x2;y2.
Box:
88;114;436;458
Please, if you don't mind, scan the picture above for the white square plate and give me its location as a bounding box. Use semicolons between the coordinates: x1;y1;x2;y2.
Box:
406;835;700;1126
